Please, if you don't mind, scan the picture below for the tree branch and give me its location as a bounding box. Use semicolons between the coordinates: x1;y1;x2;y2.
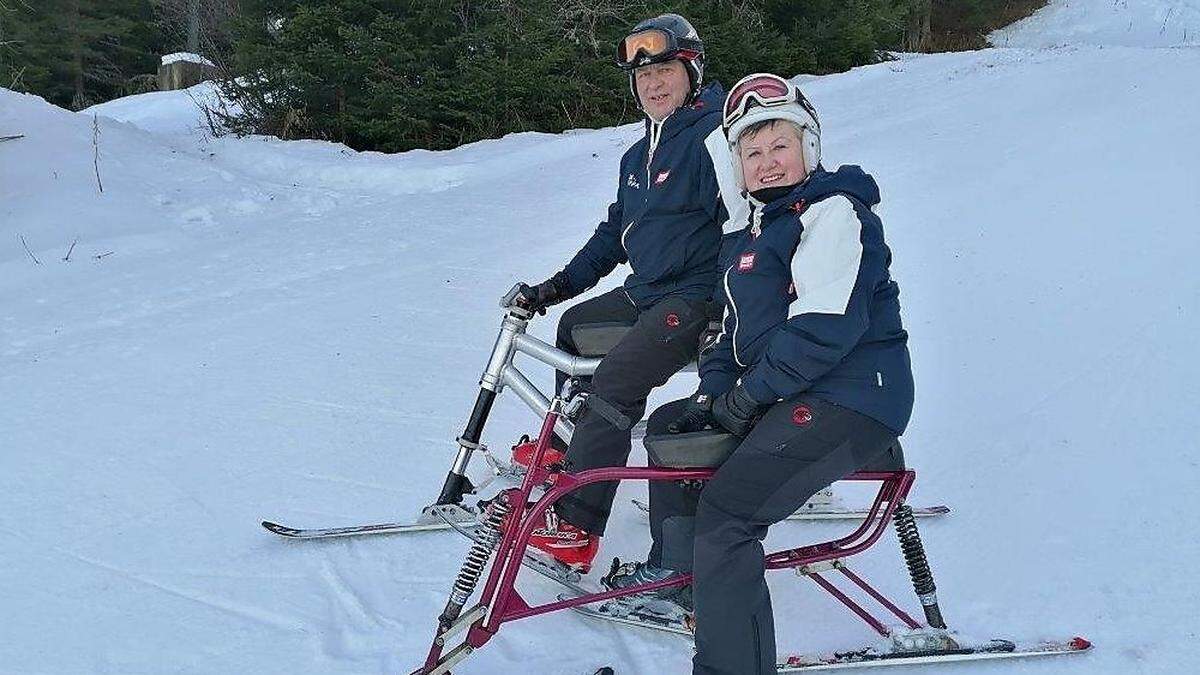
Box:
19;234;41;265
92;114;104;193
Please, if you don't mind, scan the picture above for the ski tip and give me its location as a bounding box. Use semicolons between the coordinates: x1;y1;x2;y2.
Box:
594;668;615;675
261;520;296;536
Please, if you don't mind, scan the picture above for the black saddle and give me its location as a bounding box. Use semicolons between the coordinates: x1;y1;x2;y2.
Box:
572;322;724;364
570;321;636;357
569;301;724;360
642;397;906;471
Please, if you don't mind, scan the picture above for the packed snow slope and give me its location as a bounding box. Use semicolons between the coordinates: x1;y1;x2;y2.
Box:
992;0;1200;47
3;5;1199;674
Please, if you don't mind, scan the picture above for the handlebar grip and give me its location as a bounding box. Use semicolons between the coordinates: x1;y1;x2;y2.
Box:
499;283;524;308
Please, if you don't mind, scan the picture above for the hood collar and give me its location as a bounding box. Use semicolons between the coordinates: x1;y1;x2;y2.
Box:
643;82;725;142
759;165;881;217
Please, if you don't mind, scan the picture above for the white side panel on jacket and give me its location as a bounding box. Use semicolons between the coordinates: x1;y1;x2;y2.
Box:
788;195;864;317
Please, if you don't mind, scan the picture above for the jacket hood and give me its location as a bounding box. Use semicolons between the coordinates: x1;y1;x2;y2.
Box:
762;165;881;217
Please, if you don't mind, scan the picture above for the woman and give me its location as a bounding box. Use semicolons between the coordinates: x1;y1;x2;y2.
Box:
605;73;915;674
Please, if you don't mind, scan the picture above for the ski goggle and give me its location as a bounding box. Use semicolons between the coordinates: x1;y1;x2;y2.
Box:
617;29;698;69
722;74;798;129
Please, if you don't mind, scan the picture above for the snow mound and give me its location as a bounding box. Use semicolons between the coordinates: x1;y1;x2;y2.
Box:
992;0;1200;48
84;82;225;137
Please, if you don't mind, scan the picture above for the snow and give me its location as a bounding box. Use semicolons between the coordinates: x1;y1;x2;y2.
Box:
82;82;226;137
3;4;1200;674
161;51;216;67
991;0;1200;47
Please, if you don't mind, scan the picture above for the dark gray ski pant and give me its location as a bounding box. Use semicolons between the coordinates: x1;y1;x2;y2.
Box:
647;397;897;675
553;287;711;535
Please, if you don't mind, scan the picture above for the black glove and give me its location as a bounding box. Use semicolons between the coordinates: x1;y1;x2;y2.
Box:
514;272;570;315
667;392;716;434
711;384;766;437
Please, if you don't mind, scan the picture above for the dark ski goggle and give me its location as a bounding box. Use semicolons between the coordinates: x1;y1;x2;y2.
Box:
722;74;797;129
617;29;699;70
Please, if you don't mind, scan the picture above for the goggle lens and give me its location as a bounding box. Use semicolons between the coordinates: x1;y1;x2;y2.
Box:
620;29;671;64
724;75;792;120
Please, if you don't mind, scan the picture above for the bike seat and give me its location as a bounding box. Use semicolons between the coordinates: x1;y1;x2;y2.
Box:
643;398;739;468
570;319;723;369
642;398;906;471
570;321;636;357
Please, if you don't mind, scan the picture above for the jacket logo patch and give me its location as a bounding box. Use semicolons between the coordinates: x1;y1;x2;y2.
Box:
627;173;640;189
654;170;671;186
738;252;756;272
665;312;681;328
792;405;813;426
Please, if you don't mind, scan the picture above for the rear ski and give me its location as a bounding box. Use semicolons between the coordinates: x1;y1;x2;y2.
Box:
778;635;1092;671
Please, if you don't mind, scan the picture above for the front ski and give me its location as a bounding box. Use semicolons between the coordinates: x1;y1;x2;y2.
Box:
777;635;1092;671
261;503;481;540
632;499;950;522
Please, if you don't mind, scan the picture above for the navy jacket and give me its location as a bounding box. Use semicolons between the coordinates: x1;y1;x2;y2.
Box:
699;166;914;435
561;84;746;310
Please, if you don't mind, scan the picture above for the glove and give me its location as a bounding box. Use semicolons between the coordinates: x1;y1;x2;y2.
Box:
711;384;766;437
514;272;570;315
667;392;716;434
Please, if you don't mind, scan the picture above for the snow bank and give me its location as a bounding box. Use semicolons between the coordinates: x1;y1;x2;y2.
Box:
992;0;1200;47
84;82;225;137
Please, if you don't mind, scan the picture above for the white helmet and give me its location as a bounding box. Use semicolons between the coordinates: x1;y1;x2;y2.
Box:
722;73;821;189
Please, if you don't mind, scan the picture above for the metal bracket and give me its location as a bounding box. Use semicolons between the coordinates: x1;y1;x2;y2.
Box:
435;604;488;647
796;559;844;577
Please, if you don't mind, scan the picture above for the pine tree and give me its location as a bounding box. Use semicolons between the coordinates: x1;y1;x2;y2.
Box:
1;0;160;109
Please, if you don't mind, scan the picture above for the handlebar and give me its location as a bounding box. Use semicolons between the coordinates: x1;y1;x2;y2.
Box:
499;283;535;319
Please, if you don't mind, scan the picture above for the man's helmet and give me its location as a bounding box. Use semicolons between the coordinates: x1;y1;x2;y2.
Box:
616;14;705;108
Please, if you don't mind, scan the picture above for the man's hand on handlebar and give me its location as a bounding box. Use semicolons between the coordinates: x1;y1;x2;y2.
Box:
512;272;571;315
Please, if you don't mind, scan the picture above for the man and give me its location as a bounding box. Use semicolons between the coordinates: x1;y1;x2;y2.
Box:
513;14;745;573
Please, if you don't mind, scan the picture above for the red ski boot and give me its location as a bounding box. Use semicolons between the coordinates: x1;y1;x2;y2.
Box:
511;436;565;476
528;508;599;573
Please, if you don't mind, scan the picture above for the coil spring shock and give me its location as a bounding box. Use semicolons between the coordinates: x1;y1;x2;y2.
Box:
439;497;511;625
893;504;946;629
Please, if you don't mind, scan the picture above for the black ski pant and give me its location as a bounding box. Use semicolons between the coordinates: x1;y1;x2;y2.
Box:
647;397;897;675
553;288;710;536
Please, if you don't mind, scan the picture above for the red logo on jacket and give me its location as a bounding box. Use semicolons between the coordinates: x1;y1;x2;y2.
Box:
665;313;681;328
654;170;671;186
738;252;756;272
792;405;813;426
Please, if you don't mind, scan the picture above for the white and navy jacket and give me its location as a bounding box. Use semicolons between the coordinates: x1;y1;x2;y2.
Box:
561;84;747;310
698;166;914;435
